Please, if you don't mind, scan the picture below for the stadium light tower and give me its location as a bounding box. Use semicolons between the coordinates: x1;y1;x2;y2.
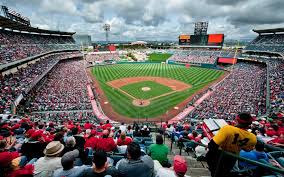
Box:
103;23;110;44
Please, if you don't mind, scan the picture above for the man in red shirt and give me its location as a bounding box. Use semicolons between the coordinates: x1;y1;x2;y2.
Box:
84;130;98;150
84;121;92;130
117;132;132;146
96;130;117;152
102;120;112;130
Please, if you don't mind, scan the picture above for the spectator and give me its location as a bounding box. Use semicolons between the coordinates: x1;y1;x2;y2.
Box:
96;130;117;152
53;149;87;177
103;120;112;130
21;130;47;160
84;130;98;150
84;121;92;130
117;132;132;146
119;122;126;132
116;142;154;177
62;136;76;155
34;141;64;177
133;126;142;137
126;125;134;136
141;125;150;137
206;112;257;177
82;150;120;177
149;134;170;167
72;128;85;151
239;141;269;170
156;155;189;177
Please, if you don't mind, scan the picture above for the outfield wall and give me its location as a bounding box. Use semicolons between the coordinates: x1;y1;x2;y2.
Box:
117;60;222;70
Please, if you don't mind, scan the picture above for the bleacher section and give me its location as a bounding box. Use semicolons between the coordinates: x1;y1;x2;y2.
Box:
0;29;78;64
169;49;240;64
245;28;284;54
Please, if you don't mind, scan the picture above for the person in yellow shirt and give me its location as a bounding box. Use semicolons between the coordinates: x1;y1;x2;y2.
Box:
206;112;257;177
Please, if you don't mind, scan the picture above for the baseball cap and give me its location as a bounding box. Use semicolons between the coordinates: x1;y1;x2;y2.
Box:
61;149;79;168
173;155;187;174
236;112;255;125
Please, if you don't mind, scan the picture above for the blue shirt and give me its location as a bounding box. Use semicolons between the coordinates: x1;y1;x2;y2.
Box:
239;150;269;169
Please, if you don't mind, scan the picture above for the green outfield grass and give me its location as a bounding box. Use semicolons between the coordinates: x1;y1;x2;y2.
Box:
148;53;172;62
120;81;173;99
92;64;224;118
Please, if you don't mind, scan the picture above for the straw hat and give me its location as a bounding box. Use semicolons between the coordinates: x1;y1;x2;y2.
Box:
43;141;64;156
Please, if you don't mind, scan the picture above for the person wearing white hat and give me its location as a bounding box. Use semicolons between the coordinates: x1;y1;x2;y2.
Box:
34;141;64;177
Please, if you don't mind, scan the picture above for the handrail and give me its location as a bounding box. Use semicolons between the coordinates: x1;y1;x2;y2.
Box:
266;62;271;112
179;138;284;174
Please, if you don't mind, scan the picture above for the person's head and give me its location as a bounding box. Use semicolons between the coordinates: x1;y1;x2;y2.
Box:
38;124;44;129
71;128;78;135
272;124;279;131
121;122;124;125
156;134;163;145
280;133;284;140
120;132;126;140
127;142;141;160
192;130;198;137
61;149;79;170
53;133;64;142
255;141;265;152
102;129;109;138
92;150;107;169
86;129;91;136
236;112;254;128
106;120;109;124
173;155;188;177
127;125;132;130
44;141;64;157
66;136;76;147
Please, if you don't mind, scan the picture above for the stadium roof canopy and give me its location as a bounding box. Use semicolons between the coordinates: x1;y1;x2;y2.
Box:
253;28;284;34
0;16;75;36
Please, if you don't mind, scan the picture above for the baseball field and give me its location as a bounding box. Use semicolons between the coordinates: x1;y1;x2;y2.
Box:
91;63;224;121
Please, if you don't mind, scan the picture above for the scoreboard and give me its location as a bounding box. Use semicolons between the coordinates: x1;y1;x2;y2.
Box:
179;34;224;46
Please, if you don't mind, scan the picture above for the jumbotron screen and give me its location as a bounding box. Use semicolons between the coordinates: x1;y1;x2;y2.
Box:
179;33;224;46
207;34;224;46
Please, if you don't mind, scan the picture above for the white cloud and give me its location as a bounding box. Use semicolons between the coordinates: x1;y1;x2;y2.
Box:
41;0;78;15
3;0;284;41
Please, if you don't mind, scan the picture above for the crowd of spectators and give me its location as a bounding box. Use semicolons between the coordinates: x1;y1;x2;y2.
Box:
267;60;284;112
0;29;78;64
85;53;120;62
189;62;267;120
21;59;91;112
0;53;82;114
168;49;240;64
245;34;284;53
243;56;284;112
0;115;194;177
29;112;98;125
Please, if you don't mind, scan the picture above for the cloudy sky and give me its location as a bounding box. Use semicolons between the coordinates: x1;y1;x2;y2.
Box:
3;0;284;41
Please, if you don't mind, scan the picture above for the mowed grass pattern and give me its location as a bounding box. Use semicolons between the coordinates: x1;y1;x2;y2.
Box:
92;64;224;118
120;81;173;99
148;53;172;62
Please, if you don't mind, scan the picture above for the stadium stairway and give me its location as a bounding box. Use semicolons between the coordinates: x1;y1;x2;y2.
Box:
157;132;211;177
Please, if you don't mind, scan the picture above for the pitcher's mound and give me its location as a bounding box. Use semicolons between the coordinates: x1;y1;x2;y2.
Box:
132;99;150;107
141;87;151;91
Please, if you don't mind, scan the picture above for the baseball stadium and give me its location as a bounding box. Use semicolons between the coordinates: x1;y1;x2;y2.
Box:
1;1;284;177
